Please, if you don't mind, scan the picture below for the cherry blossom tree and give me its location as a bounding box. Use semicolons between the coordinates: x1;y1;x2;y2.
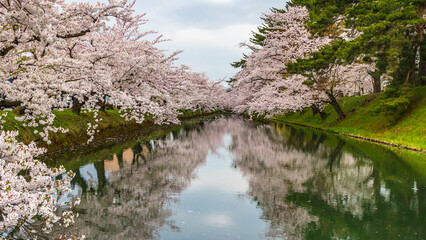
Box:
229;5;380;119
0;0;227;238
0;0;137;118
0;0;228;139
229;6;331;116
0;1;142;237
56;10;227;125
0;128;78;238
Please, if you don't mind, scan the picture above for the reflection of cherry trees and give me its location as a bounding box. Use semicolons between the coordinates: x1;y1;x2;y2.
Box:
226;120;425;240
65;117;424;239
68;120;227;239
72;148;199;238
223;119;323;239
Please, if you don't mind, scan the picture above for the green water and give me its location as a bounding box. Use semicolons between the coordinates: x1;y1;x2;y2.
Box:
60;117;426;239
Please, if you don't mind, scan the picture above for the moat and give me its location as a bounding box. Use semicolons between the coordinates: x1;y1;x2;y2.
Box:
59;117;425;240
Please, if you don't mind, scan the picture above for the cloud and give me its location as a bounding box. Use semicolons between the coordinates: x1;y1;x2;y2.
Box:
157;24;257;79
172;24;257;49
205;0;234;4
69;0;287;80
204;214;233;228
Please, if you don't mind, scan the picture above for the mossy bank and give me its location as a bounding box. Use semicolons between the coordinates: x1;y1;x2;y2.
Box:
267;86;426;152
1;109;224;153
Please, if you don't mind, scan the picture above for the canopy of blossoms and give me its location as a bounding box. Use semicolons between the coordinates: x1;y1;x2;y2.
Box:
228;6;376;116
0;0;228;238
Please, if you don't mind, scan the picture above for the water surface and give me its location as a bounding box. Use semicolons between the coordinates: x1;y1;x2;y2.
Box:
62;117;426;240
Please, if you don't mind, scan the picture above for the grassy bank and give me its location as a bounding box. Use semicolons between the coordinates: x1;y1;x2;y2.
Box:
271;86;426;152
42;114;221;169
1;109;222;152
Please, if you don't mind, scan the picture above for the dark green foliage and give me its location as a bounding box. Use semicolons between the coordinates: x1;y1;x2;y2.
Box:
231;54;248;69
226;78;236;84
376;96;410;125
249;30;266;47
345;0;425;85
288;0;425;89
374;86;416;125
287;40;346;77
391;42;418;86
288;0;355;35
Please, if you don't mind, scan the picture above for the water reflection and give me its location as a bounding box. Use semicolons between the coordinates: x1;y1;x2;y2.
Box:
64;117;425;239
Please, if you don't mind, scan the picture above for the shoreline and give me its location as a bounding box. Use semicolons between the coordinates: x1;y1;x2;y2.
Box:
262;117;425;154
245;87;426;154
41;112;225;168
44;111;226;155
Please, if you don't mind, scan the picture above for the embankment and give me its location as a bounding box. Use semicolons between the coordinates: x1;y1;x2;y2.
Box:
1;109;224;153
267;86;426;152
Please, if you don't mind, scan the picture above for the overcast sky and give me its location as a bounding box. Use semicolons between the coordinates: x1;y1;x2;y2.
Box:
120;0;288;80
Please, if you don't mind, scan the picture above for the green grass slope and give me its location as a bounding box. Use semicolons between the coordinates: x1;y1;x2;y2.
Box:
273;86;426;151
1;109;221;152
1;109;148;151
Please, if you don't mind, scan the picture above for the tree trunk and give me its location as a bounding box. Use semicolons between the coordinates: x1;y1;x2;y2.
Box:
71;97;83;114
368;70;382;93
326;91;346;120
417;5;425;85
420;47;425;86
311;105;319;115
97;96;107;112
405;67;413;85
311;104;328;120
372;167;382;205
99;100;106;113
373;78;381;93
117;152;124;169
418;25;425;85
71;169;88;193
405;44;419;85
327;140;345;172
94;160;107;195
